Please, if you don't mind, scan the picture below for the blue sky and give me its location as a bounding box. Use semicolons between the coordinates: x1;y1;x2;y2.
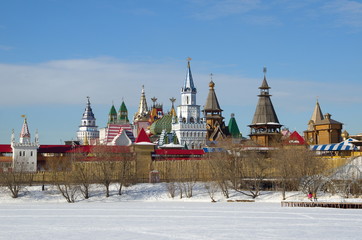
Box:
1;0;362;144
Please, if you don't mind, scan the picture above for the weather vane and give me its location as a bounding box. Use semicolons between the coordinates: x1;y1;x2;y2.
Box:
263;67;267;75
210;73;213;81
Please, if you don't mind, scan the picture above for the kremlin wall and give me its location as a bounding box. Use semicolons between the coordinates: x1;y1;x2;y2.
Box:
1;60;361;183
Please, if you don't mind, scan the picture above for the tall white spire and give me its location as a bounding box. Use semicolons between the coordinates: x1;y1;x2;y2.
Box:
172;58;206;149
181;59;197;106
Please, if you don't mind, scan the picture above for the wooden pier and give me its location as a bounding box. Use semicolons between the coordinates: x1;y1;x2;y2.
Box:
281;201;362;209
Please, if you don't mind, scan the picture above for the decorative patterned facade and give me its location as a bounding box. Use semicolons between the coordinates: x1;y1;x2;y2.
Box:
99;100;134;146
172;59;206;149
77;97;99;145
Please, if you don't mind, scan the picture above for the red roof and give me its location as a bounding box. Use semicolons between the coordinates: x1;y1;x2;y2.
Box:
135;128;151;143
283;131;305;145
0;144;130;154
0;144;12;153
154;149;205;155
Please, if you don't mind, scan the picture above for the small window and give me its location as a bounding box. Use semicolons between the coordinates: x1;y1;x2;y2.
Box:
31;151;33;157
19;152;22;156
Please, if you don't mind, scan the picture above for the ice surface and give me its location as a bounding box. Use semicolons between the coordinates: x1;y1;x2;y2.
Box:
0;183;361;240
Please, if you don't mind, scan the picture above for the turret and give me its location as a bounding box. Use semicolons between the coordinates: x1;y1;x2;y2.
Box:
77;97;99;144
108;104;117;124
118;100;129;124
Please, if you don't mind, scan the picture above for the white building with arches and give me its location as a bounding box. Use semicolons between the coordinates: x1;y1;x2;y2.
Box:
172;60;206;149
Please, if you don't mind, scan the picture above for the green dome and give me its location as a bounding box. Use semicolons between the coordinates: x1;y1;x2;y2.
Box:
150;114;172;135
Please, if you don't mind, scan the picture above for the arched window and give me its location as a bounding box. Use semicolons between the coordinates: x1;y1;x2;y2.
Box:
190;117;194;123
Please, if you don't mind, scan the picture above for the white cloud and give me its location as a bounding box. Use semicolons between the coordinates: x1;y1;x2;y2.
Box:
2;57;362;140
188;0;262;20
1;57;362;126
322;0;362;28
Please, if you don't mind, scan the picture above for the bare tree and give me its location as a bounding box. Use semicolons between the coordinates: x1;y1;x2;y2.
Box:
47;156;78;203
271;146;326;200
204;181;219;202
92;145;121;198
73;162;93;199
207;151;231;198
116;151;135;196
0;168;34;198
239;150;270;199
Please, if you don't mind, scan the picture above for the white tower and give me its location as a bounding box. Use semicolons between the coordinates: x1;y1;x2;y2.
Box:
11;117;39;172
172;58;207;149
77;97;99;145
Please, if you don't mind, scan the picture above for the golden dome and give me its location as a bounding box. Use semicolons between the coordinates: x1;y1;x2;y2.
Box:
209;80;215;88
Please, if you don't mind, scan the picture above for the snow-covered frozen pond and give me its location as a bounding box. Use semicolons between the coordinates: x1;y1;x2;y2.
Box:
0;201;361;240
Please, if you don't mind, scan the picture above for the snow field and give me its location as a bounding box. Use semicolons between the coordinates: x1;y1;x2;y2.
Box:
0;183;361;240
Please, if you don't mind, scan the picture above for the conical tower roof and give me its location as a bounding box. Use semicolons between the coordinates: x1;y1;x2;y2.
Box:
82;97;96;120
134;85;149;121
259;76;270;89
19;117;31;144
228;113;241;138
108;104;117;124
118;100;129;123
251;73;280;125
310;100;324;124
182;59;197;93
109;104;117;115
119;101;127;112
204;80;222;111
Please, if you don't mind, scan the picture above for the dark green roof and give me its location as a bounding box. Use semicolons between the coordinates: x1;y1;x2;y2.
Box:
118;101;129;122
228;114;241;138
119;101;128;112
109;105;117;116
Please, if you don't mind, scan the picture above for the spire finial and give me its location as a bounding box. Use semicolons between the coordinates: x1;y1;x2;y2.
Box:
209;73;215;89
263;67;267;76
187;57;192;68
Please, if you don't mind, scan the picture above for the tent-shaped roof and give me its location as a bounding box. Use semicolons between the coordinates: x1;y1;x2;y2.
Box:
284;131;305;145
204;80;222;111
135;128;151;143
228;113;241;138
